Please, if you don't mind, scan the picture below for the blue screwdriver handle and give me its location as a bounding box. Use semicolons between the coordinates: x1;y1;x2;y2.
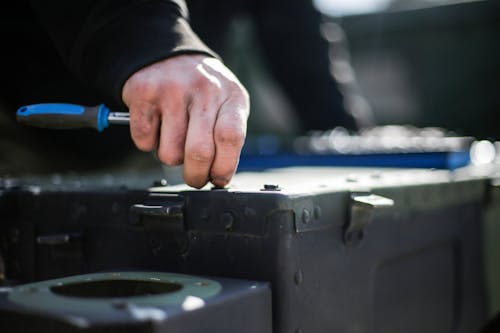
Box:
16;103;112;132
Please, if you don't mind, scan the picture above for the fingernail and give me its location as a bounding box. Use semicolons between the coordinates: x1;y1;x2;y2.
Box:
211;177;230;187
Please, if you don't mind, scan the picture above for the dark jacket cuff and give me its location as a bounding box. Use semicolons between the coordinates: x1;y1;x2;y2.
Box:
71;1;218;108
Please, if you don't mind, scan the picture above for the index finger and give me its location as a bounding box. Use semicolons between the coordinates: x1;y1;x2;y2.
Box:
210;97;249;187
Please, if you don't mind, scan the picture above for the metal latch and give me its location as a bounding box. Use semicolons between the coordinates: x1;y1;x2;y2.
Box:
36;233;84;260
130;194;187;255
37;233;82;245
344;193;394;246
130;194;185;232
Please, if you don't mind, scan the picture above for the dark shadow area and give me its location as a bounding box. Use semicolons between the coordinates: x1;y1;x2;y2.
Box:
50;279;182;298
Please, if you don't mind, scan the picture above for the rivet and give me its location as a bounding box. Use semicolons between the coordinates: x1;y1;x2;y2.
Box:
150;238;163;254
111;301;129;310
201;208;210;222
244;207;256;217
302;209;311;224
294;270;304;285
152;179;168;187
345;232;353;244
9;228;19;244
194;281;209;287
313;206;322;219
111;202;120;215
346;175;358;182
221;212;235;231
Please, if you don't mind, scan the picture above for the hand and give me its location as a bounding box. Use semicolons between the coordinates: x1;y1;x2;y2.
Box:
122;55;250;188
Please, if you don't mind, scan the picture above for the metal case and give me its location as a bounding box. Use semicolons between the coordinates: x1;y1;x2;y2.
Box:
0;167;489;332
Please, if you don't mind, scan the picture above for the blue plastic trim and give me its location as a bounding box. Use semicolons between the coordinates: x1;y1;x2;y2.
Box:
16;103;85;117
97;104;110;132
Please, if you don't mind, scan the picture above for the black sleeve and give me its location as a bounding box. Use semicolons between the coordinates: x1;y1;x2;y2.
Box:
253;0;358;131
29;0;217;107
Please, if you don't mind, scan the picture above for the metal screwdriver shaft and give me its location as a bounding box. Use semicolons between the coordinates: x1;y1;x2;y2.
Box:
107;112;130;125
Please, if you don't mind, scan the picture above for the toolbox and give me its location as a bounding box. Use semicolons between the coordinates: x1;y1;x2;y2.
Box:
0;166;489;332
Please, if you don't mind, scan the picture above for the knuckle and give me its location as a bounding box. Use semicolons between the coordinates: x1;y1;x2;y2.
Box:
225;79;248;99
194;75;209;88
194;75;220;93
239;85;250;101
186;145;214;164
230;89;250;108
164;80;187;95
129;81;159;101
131;125;156;152
131;120;154;140
215;126;245;147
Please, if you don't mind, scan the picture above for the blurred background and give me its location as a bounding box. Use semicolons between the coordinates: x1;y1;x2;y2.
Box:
1;0;499;176
321;0;500;139
213;0;499;140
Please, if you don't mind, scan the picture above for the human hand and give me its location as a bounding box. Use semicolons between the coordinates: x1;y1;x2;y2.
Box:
122;55;249;188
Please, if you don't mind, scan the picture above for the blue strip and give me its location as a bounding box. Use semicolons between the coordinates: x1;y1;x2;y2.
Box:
238;151;471;171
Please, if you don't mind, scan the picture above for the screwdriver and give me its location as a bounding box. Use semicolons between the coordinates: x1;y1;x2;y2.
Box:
16;103;129;132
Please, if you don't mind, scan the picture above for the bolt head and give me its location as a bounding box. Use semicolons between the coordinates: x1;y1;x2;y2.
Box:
262;184;280;191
